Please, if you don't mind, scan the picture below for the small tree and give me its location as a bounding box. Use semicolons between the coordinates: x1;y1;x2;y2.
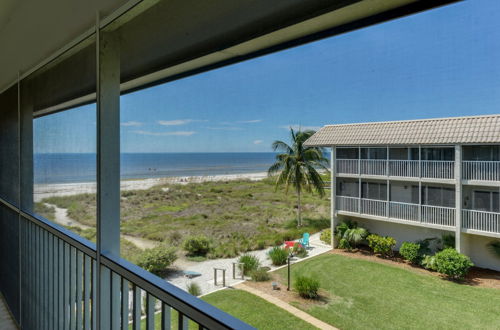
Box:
268;128;329;227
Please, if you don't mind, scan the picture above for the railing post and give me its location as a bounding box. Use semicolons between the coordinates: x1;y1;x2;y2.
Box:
331;147;336;248
454;145;463;253
96;14;121;330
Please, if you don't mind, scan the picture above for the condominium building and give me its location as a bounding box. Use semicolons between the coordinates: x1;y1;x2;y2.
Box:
306;115;500;271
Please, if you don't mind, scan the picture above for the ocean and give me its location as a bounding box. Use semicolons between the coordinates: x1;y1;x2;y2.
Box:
34;152;278;184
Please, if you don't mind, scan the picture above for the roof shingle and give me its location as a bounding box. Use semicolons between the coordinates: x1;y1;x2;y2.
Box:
304;114;500;146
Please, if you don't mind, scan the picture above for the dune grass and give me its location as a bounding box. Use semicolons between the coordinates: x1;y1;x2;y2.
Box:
276;253;500;330
36;178;330;260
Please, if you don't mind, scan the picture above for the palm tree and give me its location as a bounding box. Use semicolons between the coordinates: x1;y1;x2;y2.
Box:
268;128;329;227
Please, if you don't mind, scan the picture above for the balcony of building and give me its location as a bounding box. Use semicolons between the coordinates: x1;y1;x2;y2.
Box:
462;185;500;235
336;146;455;180
462;145;500;182
335;179;456;229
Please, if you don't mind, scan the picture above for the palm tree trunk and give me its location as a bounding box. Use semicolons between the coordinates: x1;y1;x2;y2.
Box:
297;190;302;227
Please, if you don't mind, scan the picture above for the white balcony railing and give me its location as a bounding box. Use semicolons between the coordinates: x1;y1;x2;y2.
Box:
462;209;500;233
336;159;455;179
336;159;359;174
360;159;387;176
421;160;454;179
388;160;419;177
389;201;419;222
336;195;359;213
421;205;455;227
462;161;500;181
360;198;387;217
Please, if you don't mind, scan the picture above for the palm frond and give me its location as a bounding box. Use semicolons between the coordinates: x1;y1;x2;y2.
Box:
487;240;500;258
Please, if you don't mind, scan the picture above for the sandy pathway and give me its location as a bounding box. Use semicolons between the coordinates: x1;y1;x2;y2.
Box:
45;203;157;250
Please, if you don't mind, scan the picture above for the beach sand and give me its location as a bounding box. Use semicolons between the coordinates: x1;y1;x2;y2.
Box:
34;171;268;202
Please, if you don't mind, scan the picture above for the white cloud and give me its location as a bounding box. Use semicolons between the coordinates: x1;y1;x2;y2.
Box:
206;126;242;131
121;121;143;127
253;140;263;145
133;130;196;136
280;125;321;131
158;119;207;126
236;119;262;124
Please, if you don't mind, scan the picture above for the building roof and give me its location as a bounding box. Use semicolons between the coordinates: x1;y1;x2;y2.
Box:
304;114;500;147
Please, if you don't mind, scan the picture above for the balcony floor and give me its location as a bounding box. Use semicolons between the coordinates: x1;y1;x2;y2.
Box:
0;294;17;330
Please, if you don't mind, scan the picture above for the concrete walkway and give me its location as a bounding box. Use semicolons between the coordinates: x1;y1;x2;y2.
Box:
166;232;332;296
237;283;337;330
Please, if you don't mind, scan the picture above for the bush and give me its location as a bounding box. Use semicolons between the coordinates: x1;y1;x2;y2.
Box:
486;240;500;258
338;238;351;250
421;255;437;271
320;229;331;244
250;268;271;282
238;254;260;275
367;234;396;257
399;242;421;264
292;243;308;258
294;276;320;299
187;282;201;296
335;220;368;249
268;246;289;266
137;246;177;276
441;234;455;250
256;240;266;250
433;248;473;280
183;235;211;256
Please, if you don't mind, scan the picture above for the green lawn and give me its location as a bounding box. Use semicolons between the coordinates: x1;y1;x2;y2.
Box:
275;253;500;330
136;289;317;330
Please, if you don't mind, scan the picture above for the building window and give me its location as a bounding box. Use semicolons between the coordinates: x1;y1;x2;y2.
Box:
422;185;455;207
473;190;500;212
362;182;387;200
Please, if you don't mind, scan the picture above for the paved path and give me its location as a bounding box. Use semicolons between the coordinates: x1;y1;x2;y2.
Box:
236;283;337;330
0;294;18;330
167;232;332;296
45;203;157;250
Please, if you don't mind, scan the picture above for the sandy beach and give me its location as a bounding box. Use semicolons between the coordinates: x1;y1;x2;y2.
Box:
34;171;268;202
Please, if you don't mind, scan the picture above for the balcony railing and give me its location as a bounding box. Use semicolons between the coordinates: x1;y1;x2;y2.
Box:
1;198;253;330
336;196;454;227
463;161;500;181
421;205;455;227
336;159;455;180
389;201;419;222
463;209;500;233
388;160;419;177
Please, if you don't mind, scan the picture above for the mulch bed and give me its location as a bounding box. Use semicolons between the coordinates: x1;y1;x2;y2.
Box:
329;247;500;289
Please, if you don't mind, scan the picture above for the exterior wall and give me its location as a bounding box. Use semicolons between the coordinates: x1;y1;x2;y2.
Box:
462;233;500;271
338;214;500;271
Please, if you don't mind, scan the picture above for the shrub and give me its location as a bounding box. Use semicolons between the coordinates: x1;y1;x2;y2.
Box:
292;243;308;258
320;229;331;244
335;220;368;249
421;255;437;271
399;242;421;264
268;246;289;266
238;254;260;275
187;282;201;296
183;235;211;256
440;234;455;250
294;276;320;299
367;234;396;257
433;248;473;280
136;246;177;276
338;238;351;250
256;240;266;250
250;268;271;282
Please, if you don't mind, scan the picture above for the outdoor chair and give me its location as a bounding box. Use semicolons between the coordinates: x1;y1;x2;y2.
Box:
299;232;310;248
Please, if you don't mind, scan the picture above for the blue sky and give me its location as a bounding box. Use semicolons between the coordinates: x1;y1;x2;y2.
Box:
35;0;500;153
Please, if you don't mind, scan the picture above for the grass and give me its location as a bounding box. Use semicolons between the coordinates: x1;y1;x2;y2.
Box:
134;289;317;330
35;178;330;260
276;253;500;330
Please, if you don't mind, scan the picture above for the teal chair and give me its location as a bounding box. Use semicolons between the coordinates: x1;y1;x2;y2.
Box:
299;232;310;248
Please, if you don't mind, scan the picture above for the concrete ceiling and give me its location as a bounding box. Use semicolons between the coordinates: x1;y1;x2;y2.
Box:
0;0;129;92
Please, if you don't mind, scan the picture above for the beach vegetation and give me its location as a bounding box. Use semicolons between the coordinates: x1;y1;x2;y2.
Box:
182;235;212;256
238;254;260;275
136;245;178;276
186;282;201;296
268;246;289;266
268;128;329;227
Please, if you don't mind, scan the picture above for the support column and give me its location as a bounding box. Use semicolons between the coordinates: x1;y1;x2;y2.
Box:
96;18;121;330
454;145;463;252
331;147;336;248
418;146;422;222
